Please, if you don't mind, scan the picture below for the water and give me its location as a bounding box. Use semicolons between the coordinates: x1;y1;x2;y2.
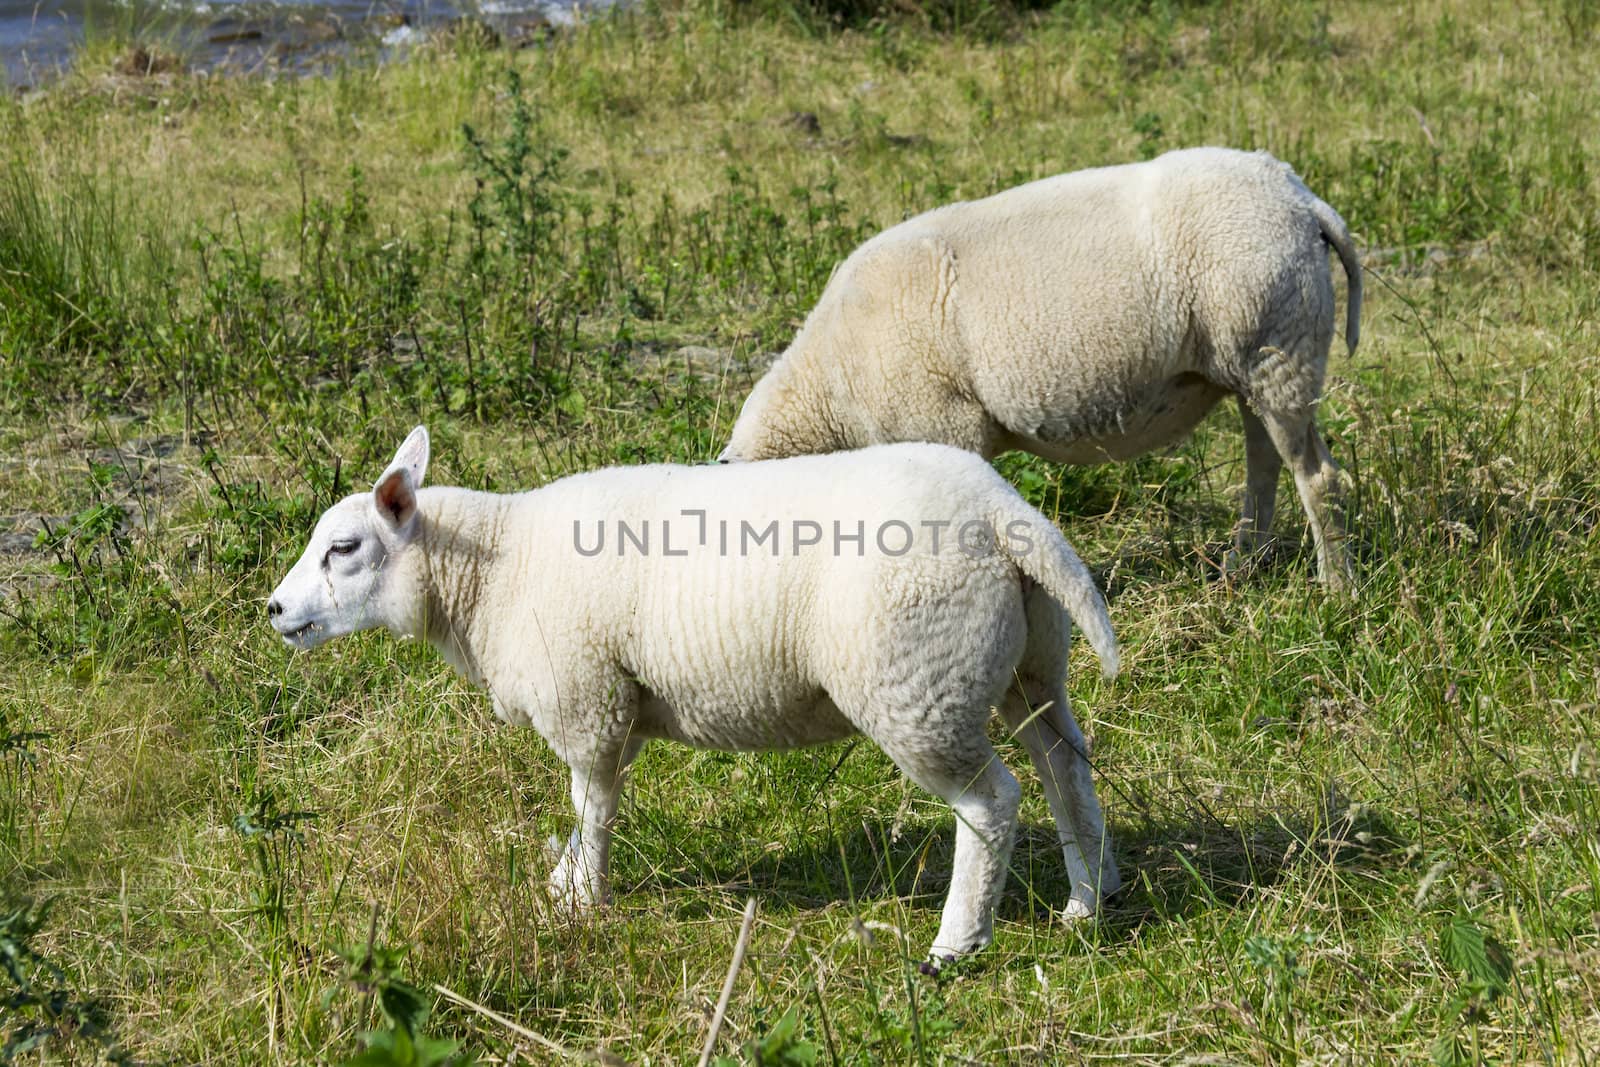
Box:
1;0;618;86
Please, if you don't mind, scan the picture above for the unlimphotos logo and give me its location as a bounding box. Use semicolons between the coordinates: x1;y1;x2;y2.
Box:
572;509;1040;559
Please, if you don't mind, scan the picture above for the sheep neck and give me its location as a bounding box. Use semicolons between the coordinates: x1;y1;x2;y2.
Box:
416;487;510;685
776;346;861;454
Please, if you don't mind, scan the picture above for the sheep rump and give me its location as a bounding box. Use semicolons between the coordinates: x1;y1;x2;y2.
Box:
268;430;1121;959
722;146;1362;590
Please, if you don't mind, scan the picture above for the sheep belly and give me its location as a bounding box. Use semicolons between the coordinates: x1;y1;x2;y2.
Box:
635;684;857;751
1002;372;1228;464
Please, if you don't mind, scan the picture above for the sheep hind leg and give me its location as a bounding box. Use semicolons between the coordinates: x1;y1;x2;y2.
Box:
1256;406;1355;594
932;755;1022;960
878;735;1021;961
1225;397;1284;577
549;735;645;911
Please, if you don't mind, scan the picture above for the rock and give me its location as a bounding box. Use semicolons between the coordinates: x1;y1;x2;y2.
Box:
382;23;421;47
207;28;265;44
630;344;727;383
0;514;71;555
0;530;41;554
669;345;728;379
273;14;344;55
433;17;501;50
113;45;183;77
90;433;191;465
505;16;555;48
631;344;779;386
671;344;725;362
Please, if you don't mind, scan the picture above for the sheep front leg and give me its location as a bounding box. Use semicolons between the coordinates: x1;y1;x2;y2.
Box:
549;738;643;911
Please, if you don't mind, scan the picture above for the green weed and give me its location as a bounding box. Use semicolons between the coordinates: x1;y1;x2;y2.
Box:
0;898;130;1062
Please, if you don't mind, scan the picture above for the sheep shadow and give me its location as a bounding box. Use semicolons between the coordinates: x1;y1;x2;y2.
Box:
1090;533;1331;603
1087;781;1404;939
630;775;1403;939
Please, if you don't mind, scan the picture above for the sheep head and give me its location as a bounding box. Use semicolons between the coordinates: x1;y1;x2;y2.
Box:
268;426;431;649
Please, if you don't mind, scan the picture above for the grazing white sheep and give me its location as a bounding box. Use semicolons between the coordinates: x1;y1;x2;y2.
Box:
721;146;1363;591
268;427;1120;959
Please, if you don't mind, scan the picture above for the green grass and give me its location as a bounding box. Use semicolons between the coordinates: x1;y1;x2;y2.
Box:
2;0;1600;1061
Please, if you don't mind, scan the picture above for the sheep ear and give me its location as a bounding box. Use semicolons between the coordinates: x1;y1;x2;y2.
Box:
373;426;429;530
374;466;418;530
389;426;430;486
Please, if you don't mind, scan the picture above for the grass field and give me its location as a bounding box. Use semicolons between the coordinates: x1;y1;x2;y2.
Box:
3;0;1600;1061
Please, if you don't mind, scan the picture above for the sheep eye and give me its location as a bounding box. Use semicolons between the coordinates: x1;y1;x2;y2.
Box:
329;539;361;557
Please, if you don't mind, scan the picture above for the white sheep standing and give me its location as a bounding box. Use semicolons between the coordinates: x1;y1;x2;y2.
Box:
268;427;1121;959
721;146;1363;591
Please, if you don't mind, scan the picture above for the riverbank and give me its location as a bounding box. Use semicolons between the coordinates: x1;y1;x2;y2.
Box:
0;0;593;89
3;1;1600;1062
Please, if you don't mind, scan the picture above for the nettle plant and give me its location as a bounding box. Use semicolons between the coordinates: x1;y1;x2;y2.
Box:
0;713;48;858
324;929;468;1067
1;462;185;675
231;786;320;938
1432;911;1514;1067
0;898;131;1063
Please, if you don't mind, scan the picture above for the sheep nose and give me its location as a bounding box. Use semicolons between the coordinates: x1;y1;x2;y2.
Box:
267;598;283;619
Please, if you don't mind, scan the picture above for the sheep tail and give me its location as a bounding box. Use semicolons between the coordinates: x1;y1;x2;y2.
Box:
997;504;1120;681
1305;191;1363;356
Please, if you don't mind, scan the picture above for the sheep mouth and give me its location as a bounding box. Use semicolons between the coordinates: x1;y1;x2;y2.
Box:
278;620;320;645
